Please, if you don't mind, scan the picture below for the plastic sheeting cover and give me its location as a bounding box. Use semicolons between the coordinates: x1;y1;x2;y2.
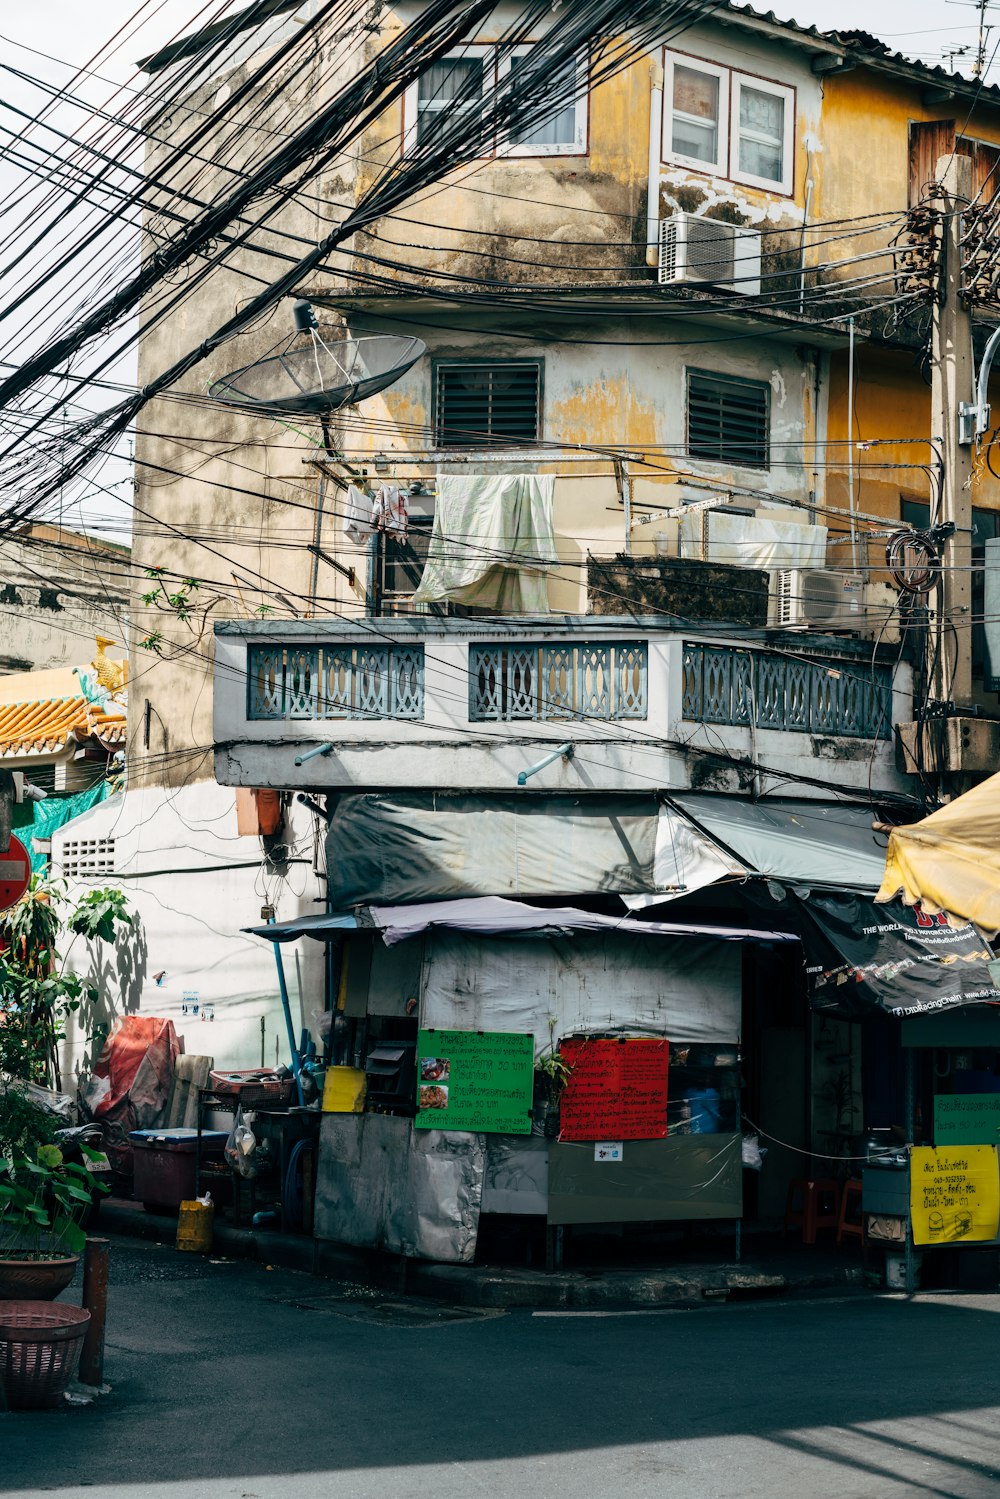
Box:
326;793;661;904
314;1112;484;1262
419;930;743;1045
877;768;1000;929
679;509;828;571
374;895;798;947
674;795;889;891
623;804;746;910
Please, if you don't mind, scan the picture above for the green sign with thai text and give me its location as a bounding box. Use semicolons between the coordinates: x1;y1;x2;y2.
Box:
934;1093;1000;1146
415;1028;534;1134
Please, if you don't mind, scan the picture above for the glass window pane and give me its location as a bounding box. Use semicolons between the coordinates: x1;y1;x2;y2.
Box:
739;85;783;139
417;57;485;147
673;117;718;163
508;53;578;147
739;136;782;181
674;65;718;123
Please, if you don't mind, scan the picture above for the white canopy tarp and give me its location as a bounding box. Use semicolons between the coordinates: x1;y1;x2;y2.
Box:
419;928;745;1045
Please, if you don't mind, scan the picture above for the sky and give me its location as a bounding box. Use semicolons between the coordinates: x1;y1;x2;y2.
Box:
0;0;993;538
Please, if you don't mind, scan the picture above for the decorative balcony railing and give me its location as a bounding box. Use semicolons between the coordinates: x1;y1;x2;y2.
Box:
681;642;892;740
469;641;647;722
248;643;424;721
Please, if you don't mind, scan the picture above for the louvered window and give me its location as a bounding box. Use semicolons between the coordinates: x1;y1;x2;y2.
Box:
434;361;542;448
686;369;769;469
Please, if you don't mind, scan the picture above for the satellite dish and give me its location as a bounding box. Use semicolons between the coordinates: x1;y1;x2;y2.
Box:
208;303;425;417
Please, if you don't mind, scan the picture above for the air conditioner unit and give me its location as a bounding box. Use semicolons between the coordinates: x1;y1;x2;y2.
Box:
770;569;864;630
659;213;762;296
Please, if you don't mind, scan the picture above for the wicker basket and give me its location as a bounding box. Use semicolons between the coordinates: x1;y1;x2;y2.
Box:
0;1302;91;1410
0;1254;79;1302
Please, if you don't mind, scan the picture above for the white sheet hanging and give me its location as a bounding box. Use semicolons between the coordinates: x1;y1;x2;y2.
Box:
413;473;557;611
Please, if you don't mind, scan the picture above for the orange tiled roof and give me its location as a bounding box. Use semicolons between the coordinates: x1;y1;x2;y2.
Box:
0;695;126;757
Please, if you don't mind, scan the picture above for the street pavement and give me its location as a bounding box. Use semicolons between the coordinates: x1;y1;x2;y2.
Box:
3;1238;1000;1499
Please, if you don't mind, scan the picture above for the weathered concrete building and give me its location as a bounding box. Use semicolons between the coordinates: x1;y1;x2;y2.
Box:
55;3;1000;1255
0;524;130;674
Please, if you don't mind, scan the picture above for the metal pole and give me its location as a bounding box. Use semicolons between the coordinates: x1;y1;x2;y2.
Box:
904;1049;916;1295
78;1236;109;1389
847;317;858;570
931;152;975;705
268;917;306;1106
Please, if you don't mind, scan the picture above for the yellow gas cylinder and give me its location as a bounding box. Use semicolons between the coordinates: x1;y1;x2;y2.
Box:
176;1197;214;1254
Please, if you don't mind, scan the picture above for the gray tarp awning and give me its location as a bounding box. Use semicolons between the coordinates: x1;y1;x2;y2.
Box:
244;912;358;942
324;792;890;907
244;895;798;947
671;795;889;892
325;793;661;904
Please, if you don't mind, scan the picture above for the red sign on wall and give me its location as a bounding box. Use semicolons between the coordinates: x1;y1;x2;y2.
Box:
0;834;31;912
558;1037;669;1142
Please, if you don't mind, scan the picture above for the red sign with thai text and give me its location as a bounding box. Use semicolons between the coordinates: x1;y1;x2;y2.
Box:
0;834;30;912
558;1037;669;1142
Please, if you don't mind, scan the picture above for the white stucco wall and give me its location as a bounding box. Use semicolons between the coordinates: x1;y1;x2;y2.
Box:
52;781;326;1087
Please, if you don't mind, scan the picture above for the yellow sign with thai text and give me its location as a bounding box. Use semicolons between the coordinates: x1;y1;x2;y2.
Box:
910;1145;1000;1246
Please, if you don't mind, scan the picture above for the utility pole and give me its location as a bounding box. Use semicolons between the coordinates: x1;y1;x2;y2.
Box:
931;151;974;705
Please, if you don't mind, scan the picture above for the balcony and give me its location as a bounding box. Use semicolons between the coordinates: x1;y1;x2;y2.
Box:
214;618;912;796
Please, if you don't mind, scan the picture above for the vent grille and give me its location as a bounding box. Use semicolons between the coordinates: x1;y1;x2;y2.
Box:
60;837;115;878
687;370;769;468
435;361;541;448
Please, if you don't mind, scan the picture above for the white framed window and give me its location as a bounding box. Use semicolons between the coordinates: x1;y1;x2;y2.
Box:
403;45;589;160
664;53;728;176
731;73;794;193
497;46;587;156
402;46;492;156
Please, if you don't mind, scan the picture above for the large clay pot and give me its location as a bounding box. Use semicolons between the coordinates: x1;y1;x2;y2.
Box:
0;1253;79;1301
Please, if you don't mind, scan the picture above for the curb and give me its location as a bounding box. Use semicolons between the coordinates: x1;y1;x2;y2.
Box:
99;1199;866;1310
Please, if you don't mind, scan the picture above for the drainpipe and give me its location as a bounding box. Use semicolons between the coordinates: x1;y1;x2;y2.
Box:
646;60;664;269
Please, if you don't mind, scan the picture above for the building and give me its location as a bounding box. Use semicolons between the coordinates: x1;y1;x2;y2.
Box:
0;524;130;674
61;2;1000;1262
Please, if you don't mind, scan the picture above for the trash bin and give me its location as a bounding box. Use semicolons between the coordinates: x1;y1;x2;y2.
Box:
128;1129;228;1212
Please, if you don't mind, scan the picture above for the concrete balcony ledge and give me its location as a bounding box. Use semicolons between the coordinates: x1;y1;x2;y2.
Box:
213;618;914;797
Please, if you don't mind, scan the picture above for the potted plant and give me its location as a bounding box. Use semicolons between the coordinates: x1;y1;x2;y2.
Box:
533;1022;572;1138
0;1135;107;1299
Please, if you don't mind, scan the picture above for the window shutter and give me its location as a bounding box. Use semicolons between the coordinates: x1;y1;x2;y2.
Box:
435;361;542;447
687;371;769;468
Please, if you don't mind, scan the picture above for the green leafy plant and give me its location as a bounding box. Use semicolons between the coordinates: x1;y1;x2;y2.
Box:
0;1142;107;1256
0;876;131;1090
69;888;132;945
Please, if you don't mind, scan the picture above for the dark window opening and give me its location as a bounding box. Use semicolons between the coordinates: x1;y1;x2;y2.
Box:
687;369;769;469
374;512;436;617
901;496;1000;684
434;361;542;448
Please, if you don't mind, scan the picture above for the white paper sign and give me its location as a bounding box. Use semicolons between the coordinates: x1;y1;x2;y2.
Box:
594;1140;623;1162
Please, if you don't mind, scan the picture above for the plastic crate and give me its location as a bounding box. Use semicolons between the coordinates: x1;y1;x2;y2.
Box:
209;1069;295;1106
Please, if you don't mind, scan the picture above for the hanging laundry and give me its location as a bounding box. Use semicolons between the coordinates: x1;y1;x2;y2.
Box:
413;474;557;612
343;483;371;545
373;484;408;542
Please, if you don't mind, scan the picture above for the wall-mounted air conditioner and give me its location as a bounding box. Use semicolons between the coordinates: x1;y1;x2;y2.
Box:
659;213;762;296
770;569;864;630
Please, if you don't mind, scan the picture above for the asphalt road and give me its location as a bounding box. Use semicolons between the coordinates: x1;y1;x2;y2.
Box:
3;1239;1000;1499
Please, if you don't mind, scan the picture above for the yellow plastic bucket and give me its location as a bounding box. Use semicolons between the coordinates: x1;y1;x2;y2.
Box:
176;1198;214;1254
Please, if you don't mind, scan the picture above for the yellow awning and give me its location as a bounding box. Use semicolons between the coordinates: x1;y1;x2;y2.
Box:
877;771;1000;927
